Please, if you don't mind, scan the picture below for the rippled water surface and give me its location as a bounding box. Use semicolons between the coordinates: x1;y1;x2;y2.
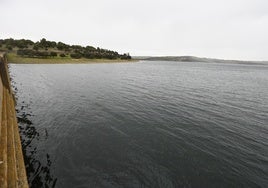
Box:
9;61;268;188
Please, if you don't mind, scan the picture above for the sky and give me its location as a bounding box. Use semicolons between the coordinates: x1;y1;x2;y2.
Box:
1;0;268;61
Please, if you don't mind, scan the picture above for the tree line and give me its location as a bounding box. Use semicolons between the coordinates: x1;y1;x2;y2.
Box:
0;38;131;60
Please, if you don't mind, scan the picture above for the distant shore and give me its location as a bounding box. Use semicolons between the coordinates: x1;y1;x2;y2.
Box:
135;56;268;65
7;53;137;64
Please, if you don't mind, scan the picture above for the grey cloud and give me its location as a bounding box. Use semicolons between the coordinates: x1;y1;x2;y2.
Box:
0;0;268;60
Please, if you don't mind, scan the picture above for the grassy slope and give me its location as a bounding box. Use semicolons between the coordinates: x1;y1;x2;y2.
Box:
7;53;135;64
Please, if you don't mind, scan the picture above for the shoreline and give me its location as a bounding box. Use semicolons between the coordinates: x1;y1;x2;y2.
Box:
7;54;138;64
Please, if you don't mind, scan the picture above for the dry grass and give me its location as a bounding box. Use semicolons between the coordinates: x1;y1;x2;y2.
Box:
7;53;137;64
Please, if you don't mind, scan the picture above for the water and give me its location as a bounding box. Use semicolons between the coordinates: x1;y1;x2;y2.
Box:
9;61;268;188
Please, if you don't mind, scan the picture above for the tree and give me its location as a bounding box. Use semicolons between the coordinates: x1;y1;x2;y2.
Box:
33;45;39;51
1;38;131;60
121;53;131;60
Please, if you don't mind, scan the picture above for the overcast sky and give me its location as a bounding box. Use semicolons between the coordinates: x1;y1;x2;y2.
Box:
1;0;268;60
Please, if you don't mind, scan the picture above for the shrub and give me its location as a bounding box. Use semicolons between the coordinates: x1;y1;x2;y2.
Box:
7;46;13;50
33;45;39;50
50;52;57;57
70;53;82;59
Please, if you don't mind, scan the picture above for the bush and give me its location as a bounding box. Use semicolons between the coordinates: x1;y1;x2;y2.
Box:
60;53;66;57
33;45;39;50
50;52;57;57
70;53;82;59
17;49;58;58
36;51;49;58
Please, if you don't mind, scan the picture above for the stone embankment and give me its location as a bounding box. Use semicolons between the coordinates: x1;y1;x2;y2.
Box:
0;53;28;187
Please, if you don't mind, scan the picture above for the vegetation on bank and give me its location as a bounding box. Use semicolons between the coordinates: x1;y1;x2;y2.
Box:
6;53;135;64
0;38;131;62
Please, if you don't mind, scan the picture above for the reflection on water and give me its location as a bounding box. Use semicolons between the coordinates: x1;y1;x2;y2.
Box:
11;78;57;188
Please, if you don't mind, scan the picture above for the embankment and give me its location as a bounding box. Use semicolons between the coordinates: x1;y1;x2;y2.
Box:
0;53;28;187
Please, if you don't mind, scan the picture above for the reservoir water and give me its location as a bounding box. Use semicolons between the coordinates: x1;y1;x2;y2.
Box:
9;61;268;188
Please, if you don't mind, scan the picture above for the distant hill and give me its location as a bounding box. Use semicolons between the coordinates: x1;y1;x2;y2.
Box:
135;56;268;65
